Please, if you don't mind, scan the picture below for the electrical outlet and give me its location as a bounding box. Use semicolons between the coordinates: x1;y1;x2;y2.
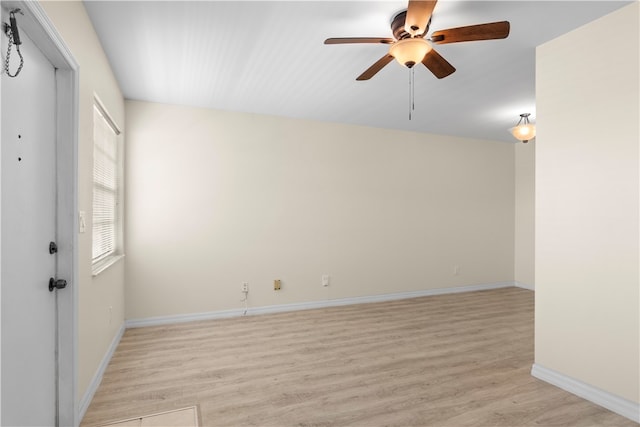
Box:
241;282;249;293
274;279;281;291
322;275;330;287
453;265;460;276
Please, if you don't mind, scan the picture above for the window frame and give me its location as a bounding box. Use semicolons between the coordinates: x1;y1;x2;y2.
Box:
91;96;124;276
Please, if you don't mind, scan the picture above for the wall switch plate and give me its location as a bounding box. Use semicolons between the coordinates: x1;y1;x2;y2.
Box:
79;211;86;233
274;279;281;290
322;275;330;287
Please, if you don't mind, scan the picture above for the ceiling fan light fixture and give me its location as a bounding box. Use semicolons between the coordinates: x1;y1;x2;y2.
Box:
389;38;432;68
510;113;536;143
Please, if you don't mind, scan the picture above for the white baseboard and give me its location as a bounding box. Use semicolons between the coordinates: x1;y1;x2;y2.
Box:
125;281;515;328
514;281;535;291
79;323;126;422
531;363;640;423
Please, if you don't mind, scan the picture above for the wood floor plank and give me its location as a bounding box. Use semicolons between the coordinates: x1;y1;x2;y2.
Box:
82;288;637;426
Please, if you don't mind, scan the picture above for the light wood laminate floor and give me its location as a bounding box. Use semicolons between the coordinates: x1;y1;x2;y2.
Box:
82;288;637;426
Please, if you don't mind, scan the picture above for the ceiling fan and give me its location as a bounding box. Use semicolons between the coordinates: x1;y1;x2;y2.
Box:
324;0;510;80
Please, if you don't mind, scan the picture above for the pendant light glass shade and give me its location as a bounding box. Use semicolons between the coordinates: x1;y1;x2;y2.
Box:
510;113;536;143
390;38;432;68
511;123;536;141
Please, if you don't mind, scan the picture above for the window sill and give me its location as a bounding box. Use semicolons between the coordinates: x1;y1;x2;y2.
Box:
92;254;125;277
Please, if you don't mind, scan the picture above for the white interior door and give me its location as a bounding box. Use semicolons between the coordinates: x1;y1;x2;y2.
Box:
1;18;59;426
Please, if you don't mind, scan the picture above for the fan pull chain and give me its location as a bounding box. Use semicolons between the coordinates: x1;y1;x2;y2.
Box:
412;67;415;113
408;67;416;120
408;68;412;120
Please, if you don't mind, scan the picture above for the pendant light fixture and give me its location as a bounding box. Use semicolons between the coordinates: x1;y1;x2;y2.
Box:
510;113;536;143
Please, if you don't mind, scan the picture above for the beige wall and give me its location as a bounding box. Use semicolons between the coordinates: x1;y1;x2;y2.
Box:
515;142;535;288
125;100;515;320
535;2;639;403
40;1;126;403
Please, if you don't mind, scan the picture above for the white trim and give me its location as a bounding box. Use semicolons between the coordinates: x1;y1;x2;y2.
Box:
126;282;514;328
514;281;535;291
531;363;640;423
93;94;122;135
92;254;125;277
79;323;126;422
0;8;4;424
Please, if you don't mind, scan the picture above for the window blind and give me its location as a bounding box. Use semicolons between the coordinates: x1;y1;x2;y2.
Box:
92;104;120;262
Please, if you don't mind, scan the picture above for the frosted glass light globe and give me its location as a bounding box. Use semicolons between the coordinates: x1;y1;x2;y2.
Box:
390;38;432;68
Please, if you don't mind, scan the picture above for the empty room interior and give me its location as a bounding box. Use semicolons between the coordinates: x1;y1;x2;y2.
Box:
1;0;639;426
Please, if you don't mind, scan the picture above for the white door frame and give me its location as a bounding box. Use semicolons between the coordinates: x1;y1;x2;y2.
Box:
0;1;79;425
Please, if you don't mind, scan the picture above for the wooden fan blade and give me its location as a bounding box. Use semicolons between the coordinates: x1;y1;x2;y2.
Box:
431;21;510;44
356;54;395;81
421;48;455;79
405;0;438;36
324;37;395;45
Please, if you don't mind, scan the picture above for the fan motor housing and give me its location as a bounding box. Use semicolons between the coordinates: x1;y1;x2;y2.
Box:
391;11;429;40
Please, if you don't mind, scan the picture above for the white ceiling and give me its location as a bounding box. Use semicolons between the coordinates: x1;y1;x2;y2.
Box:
84;0;631;142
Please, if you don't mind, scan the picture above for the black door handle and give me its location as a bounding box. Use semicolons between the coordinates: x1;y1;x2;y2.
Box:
49;278;67;292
